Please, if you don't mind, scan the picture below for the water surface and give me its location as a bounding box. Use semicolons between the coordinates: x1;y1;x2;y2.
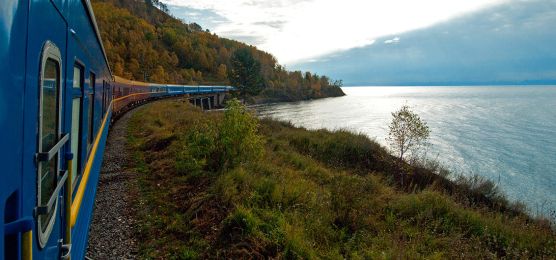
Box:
255;86;556;214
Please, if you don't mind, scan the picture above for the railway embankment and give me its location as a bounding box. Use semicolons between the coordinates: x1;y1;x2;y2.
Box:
122;98;555;258
86;107;140;259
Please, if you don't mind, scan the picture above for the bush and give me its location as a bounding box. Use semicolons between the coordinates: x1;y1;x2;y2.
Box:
175;99;264;174
220;99;264;169
454;174;507;207
288;129;393;172
175;122;218;175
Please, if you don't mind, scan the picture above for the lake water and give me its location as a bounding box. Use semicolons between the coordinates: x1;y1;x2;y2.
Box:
254;86;556;215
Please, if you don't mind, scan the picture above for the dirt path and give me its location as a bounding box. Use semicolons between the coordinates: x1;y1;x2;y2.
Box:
86;108;140;259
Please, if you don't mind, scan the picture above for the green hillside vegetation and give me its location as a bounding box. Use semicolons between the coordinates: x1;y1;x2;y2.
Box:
92;0;344;102
127;99;555;259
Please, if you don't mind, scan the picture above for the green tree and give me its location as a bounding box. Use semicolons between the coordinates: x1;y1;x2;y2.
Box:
228;48;264;98
387;105;430;162
219;99;264;169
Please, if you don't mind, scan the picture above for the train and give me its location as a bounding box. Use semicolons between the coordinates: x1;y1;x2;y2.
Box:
0;0;230;259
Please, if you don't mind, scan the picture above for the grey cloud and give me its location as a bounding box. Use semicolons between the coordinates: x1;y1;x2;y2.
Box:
219;30;267;45
253;20;286;29
242;0;314;8
243;0;284;8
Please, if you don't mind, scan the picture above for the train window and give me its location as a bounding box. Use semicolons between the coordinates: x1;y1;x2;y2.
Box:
71;64;84;186
37;42;62;247
88;72;95;151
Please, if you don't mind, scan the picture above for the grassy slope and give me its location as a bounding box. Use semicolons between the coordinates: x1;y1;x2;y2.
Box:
127;99;555;259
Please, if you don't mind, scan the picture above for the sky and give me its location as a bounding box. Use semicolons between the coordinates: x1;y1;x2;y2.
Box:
163;0;508;65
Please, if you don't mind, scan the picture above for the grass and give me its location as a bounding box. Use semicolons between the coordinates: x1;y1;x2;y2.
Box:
127;98;555;259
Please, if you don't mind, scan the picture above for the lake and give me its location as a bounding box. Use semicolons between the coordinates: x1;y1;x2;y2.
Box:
254;86;556;216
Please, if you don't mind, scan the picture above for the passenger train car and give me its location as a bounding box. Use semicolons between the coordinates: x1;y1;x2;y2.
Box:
0;0;230;259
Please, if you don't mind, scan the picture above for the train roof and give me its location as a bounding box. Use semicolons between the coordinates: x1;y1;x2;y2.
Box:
114;76;151;87
115;76;234;89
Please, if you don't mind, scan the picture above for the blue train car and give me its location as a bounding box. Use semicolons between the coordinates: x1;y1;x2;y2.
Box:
1;0;113;258
1;1;231;259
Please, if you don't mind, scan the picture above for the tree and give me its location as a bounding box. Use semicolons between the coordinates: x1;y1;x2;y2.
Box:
113;62;124;76
195;51;210;71
228;48;264;98
387;105;430;162
150;65;166;83
387;105;430;186
216;64;227;81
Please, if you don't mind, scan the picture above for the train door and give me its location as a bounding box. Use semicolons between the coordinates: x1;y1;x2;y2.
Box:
70;64;84;189
22;0;69;258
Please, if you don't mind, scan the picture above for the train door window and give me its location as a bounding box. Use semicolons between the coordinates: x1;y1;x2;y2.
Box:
106;82;111;110
101;80;109;115
88;72;95;151
37;42;62;247
71;64;84;186
106;83;110;110
101;81;105;115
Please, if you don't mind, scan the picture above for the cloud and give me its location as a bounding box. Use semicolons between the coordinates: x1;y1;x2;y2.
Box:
163;0;508;64
167;5;229;29
290;0;556;85
219;32;267;46
384;37;400;44
253;20;287;29
242;0;314;8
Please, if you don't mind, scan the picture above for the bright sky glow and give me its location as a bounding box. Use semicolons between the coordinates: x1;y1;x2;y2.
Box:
163;0;508;64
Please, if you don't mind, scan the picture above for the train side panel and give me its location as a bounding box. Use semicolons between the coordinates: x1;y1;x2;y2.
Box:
0;0;30;259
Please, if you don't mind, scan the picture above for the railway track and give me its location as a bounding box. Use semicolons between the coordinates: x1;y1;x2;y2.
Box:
86;108;140;259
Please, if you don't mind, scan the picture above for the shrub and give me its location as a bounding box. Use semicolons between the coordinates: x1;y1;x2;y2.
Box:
175;122;218;175
220;99;264;169
454;174;507;207
175;99;264;174
288;129;394;173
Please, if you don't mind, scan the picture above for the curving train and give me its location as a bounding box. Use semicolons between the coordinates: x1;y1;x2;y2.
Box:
0;0;230;259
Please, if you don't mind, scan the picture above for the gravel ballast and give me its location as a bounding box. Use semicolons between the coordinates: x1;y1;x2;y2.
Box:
86;108;139;259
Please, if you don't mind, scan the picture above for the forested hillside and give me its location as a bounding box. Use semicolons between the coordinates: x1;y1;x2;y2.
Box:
92;0;345;102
